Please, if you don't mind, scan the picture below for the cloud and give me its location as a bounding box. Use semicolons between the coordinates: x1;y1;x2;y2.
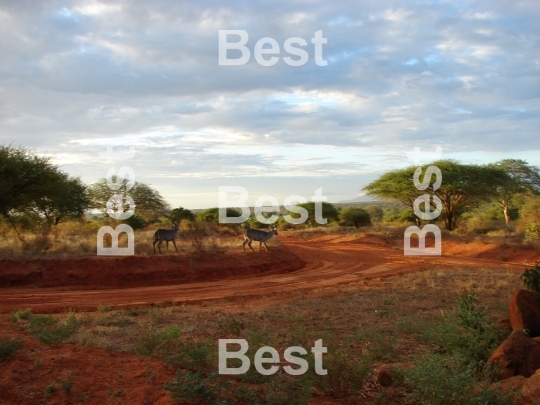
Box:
0;0;538;207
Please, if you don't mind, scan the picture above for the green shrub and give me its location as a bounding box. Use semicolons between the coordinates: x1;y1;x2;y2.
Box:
136;325;181;356
60;372;73;394
165;370;312;405
397;294;502;370
524;222;540;245
9;308;33;322
26;312;79;344
404;353;515;405
312;350;372;398
263;373;312;405
124;214;147;230
339;207;372;228
0;338;23;359
166;342;219;375
96;303;111;313
218;317;245;337
521;262;540;292
165;371;236;405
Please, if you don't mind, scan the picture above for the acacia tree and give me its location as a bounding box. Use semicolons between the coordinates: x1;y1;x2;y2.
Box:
0;145;90;236
295;202;339;226
488;159;540;225
27;175;89;226
87;177;169;222
363;160;509;231
197;207;240;224
362;168;424;226
169;207;195;227
339;207;371;228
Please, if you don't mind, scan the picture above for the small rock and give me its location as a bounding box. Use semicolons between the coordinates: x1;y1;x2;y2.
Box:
375;363;413;387
490;375;527;393
489;330;540;379
521;369;540;404
509;290;540;337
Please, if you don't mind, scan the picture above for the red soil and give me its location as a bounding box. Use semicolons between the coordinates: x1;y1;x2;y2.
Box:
0;234;538;404
0;235;536;314
0;246;305;290
0;320;175;405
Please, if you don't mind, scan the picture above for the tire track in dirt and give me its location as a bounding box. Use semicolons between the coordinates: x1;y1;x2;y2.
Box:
0;239;526;313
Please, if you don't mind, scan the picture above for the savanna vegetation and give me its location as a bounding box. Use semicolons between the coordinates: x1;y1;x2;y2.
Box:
1;144;540;403
4;267;526;404
1;145;540;258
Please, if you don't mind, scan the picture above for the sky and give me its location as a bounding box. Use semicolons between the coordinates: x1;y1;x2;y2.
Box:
0;0;539;209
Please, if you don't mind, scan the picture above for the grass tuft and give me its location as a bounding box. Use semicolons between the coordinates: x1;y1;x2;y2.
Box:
0;338;24;360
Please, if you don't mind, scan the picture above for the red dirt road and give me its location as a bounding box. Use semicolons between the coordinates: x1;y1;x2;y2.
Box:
0;235;532;314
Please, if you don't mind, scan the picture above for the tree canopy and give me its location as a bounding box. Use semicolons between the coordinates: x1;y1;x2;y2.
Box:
339;207;371;228
0;145;90;234
87;177;169;222
197;207;241;224
363;160;510;231
294;202;339;226
488;159;540;225
169;207;195;226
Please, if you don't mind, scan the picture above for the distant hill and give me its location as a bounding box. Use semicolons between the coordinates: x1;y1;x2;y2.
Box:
332;200;404;210
337;196;376;203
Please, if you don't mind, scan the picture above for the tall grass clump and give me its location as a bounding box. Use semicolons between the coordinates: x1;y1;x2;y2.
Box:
521;262;540;292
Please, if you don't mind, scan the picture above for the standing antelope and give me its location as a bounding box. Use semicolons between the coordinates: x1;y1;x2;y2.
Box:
243;227;278;253
153;223;179;254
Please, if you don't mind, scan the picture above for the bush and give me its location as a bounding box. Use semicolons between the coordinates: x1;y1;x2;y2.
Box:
383;208;417;224
182;221;208;252
9;308;33;322
136;325;182;356
165;370;312;405
167;342;215;371
0;338;23;359
404;353;515;405
364;205;384;222
397;294;502;370
518;196;540;232
521;262;540;292
197;208;241;225
124;215;147;230
338;207;371;228
26;312;79;344
218;317;245;337
524;222;540;245
312;350;372;398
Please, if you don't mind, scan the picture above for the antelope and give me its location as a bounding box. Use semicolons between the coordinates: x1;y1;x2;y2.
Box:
243;227;278;253
153;222;179;254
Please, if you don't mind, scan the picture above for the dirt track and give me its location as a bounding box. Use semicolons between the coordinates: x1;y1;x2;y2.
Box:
0;235;531;313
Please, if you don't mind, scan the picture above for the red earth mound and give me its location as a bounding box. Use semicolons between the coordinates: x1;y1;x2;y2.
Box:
0;237;534;314
0;246;305;290
0;319;175;405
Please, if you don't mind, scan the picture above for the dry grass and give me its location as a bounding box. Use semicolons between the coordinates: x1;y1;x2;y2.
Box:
49;267;520;398
6;263;523;403
0;219;249;259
